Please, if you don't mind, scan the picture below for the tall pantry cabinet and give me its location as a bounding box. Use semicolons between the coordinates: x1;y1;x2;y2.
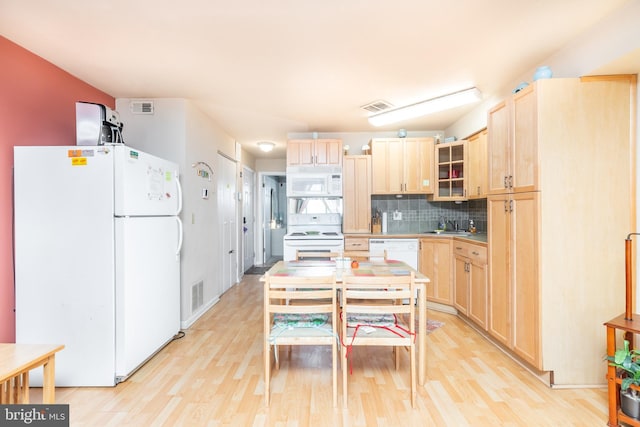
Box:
486;75;636;386
343;155;371;233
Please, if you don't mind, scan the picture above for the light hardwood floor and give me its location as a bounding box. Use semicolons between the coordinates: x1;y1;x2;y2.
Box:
45;274;607;426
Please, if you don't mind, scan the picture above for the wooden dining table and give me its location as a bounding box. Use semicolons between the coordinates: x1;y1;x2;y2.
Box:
263;259;431;386
0;343;65;404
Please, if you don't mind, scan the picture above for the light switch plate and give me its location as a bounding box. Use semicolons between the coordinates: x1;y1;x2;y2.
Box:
393;211;402;220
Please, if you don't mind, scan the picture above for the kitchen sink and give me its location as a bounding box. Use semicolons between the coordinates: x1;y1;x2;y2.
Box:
424;230;472;236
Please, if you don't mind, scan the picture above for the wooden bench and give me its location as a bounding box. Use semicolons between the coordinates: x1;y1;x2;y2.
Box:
0;344;64;404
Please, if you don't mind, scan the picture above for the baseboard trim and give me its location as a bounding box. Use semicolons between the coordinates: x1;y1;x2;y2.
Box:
427;301;458;315
181;296;220;330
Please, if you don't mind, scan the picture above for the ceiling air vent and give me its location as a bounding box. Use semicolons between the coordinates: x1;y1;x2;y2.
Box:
130;100;154;114
361;100;394;113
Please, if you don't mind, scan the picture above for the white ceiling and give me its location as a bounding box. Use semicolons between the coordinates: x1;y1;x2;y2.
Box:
0;0;633;158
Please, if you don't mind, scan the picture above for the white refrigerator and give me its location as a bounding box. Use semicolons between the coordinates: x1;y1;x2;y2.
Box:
13;144;183;386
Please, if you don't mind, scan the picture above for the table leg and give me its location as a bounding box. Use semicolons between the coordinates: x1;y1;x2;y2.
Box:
606;325;619;427
418;284;426;386
21;372;29;404
42;355;56;404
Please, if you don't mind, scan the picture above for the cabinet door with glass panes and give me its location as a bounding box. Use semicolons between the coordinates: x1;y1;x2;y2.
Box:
434;140;467;200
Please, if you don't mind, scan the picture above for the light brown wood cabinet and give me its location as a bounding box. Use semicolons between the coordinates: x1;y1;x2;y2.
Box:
371;137;434;194
342;156;371;233
419;238;452;306
344;237;369;251
466;129;488;199
487;87;537;195
488;191;539;364
286;139;342;167
453;240;488;330
434;141;467;200
486;75;636;386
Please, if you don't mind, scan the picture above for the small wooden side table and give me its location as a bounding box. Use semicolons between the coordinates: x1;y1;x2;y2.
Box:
605;314;640;426
0;343;65;404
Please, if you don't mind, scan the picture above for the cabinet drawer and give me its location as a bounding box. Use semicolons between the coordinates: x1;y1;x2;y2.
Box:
453;241;487;264
344;237;369;251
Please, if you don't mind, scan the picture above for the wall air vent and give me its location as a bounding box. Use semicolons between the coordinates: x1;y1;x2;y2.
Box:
130;100;154;114
361;100;394;113
191;280;204;312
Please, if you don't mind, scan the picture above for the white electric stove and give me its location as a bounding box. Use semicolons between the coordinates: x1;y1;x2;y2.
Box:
283;213;344;261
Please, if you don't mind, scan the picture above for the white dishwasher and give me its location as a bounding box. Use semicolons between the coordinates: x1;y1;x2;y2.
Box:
369;239;419;270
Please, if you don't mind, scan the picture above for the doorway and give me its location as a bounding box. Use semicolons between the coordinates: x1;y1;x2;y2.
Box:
256;172;286;266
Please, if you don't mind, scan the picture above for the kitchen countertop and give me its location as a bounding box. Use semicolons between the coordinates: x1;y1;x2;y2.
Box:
344;232;488;245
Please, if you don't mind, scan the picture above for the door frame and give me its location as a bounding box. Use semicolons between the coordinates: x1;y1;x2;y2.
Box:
241;166;255;273
256;171;285;265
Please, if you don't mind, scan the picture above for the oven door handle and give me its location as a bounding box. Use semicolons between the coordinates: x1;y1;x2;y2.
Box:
285;241;343;247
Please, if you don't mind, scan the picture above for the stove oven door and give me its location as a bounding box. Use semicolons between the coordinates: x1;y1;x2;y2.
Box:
282;238;344;261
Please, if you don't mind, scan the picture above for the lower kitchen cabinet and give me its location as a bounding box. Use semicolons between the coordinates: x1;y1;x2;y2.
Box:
419;238;452;306
453;241;488;330
488;191;539;366
344;236;369;252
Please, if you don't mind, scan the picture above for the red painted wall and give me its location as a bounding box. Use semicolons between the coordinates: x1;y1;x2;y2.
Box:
0;36;114;342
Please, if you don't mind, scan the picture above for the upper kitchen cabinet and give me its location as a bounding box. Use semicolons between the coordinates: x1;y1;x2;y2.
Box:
343;155;371;233
466;129;488;199
434;140;467;201
487;85;537;194
371;137;434;195
286;139;343;167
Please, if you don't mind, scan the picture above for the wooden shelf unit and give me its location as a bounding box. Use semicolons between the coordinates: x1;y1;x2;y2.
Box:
605;313;640;426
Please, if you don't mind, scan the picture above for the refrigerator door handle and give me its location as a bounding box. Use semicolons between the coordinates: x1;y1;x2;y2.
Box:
175;170;183;215
175;216;183;258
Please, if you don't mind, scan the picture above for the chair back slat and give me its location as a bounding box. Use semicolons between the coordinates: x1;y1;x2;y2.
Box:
270;289;335;300
342;250;387;261
344;289;411;299
269;304;335;314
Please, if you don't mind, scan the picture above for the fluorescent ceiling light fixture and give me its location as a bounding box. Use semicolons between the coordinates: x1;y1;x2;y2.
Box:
368;87;482;127
258;141;275;152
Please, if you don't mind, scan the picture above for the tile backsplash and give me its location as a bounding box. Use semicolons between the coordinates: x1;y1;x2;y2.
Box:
371;195;487;234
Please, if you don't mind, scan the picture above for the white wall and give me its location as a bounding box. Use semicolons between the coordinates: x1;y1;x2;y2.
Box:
116;98;237;329
446;0;640;139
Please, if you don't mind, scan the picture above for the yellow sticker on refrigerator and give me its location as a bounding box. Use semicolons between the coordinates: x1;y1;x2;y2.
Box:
71;157;87;166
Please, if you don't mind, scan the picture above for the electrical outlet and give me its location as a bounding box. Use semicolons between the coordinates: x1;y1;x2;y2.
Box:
393;211;402;220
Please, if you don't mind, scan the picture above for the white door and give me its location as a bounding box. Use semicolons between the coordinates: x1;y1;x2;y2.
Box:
218;155;237;293
242;167;255;272
114;216;180;379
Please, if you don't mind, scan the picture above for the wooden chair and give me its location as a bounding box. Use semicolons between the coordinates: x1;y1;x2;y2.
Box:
295;250;340;261
342;250;388;262
340;272;416;408
263;272;338;407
